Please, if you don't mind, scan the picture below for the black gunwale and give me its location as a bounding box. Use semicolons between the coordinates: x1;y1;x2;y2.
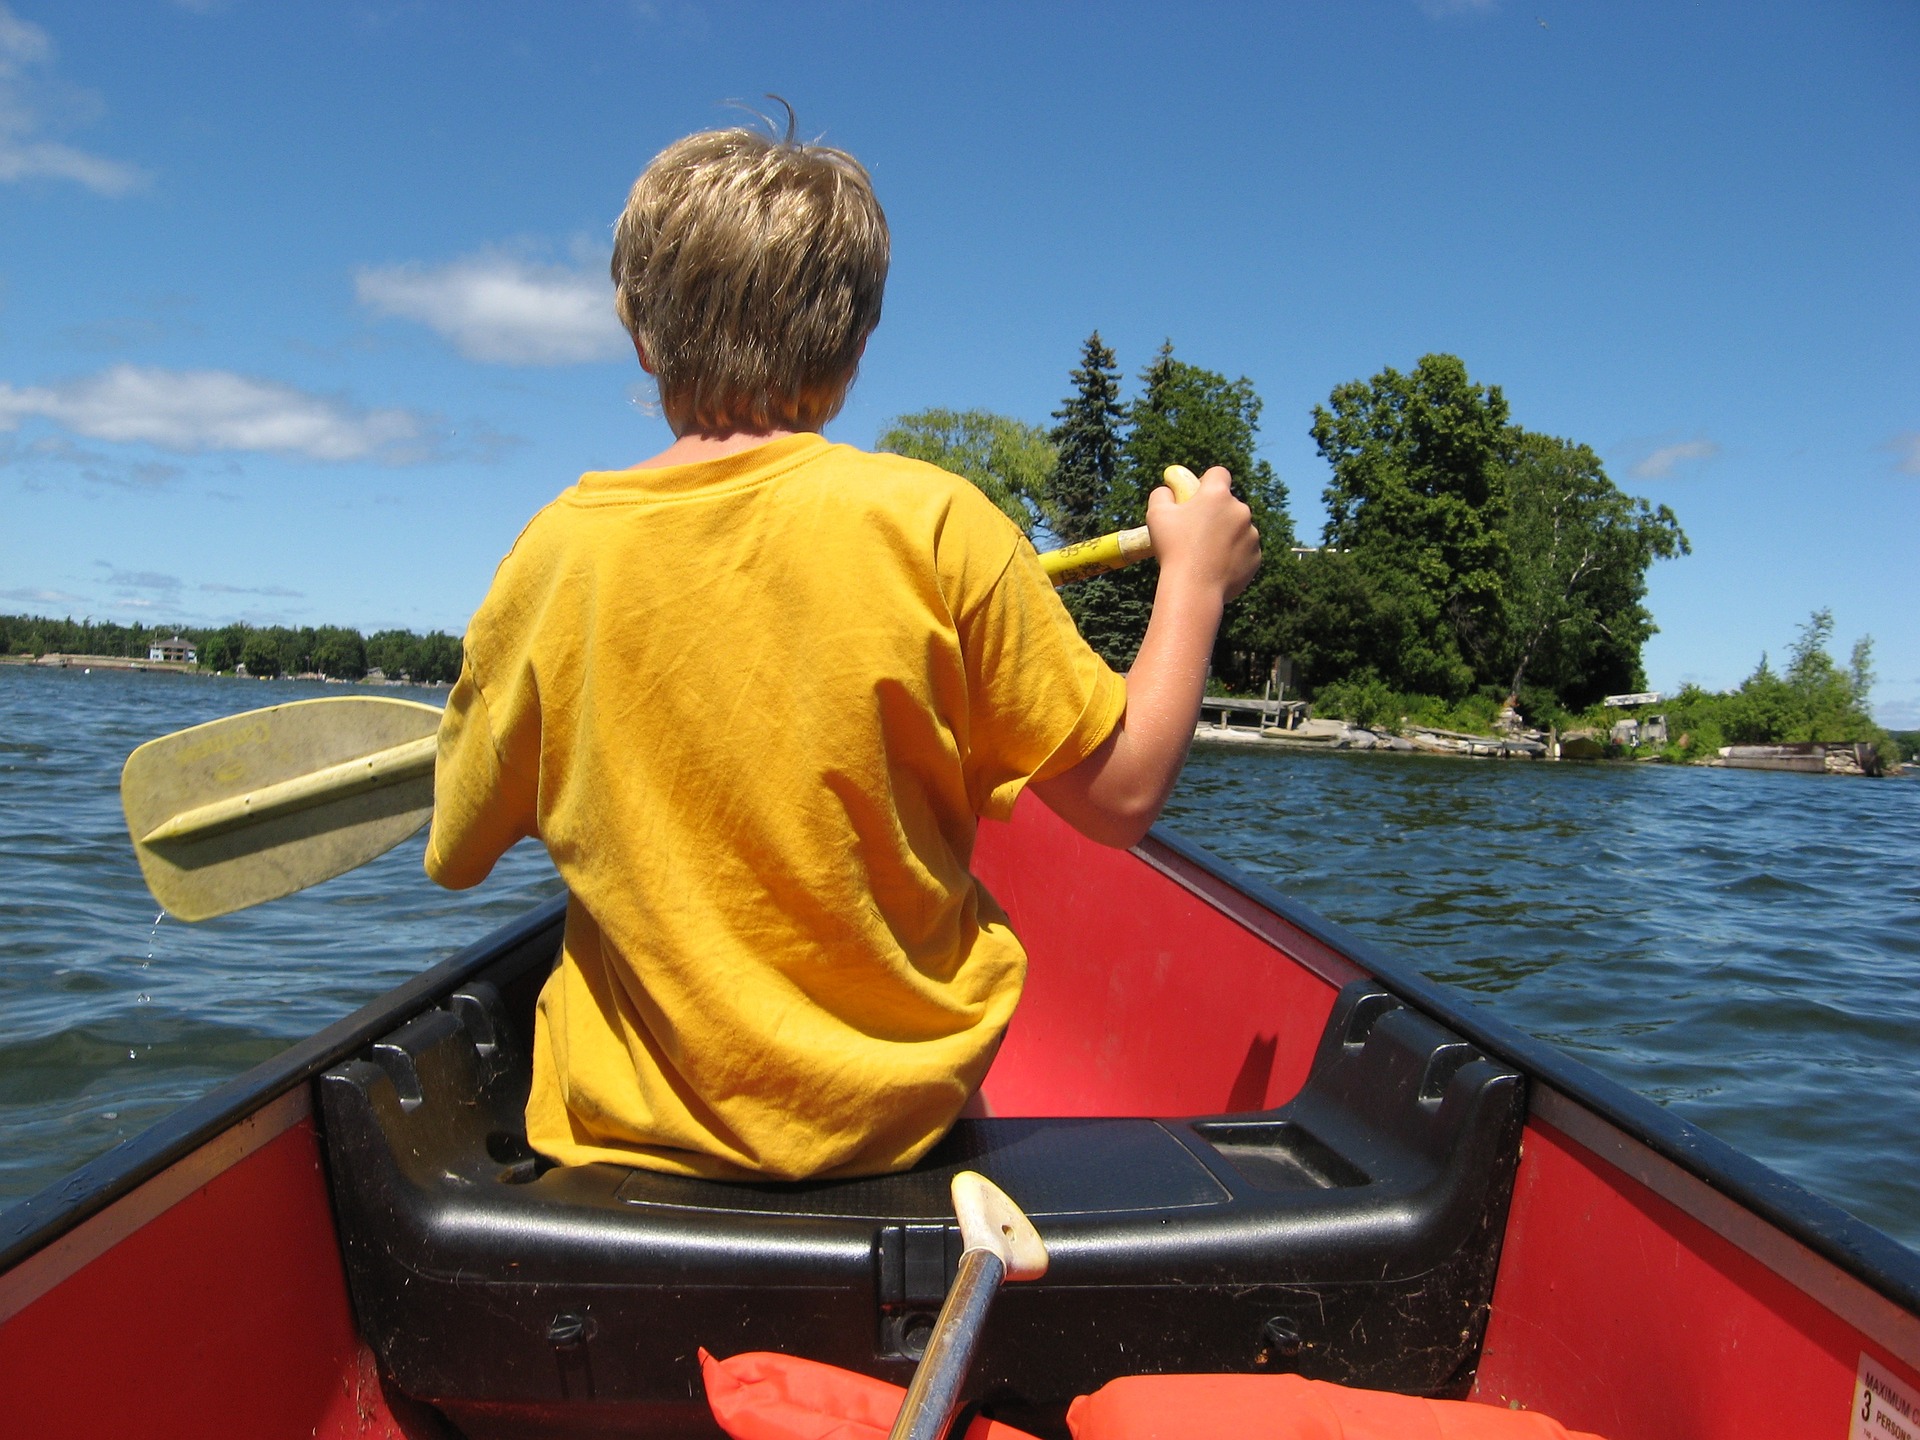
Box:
5;824;1918;1326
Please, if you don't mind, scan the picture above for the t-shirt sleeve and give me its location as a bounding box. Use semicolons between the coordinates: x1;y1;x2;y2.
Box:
955;528;1128;821
423;655;539;890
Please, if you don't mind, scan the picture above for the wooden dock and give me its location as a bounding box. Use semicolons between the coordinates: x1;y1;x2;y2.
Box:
1197;696;1310;732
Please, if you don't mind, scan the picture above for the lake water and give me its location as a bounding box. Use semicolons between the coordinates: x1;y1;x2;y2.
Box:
3;664;1917;1252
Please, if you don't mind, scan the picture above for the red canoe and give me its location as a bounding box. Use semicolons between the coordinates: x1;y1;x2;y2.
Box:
3;799;1917;1438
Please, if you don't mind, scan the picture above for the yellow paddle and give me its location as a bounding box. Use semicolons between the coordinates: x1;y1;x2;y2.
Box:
1037;463;1200;586
122;467;1206;920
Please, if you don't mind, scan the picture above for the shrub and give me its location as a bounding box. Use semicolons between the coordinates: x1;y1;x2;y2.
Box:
1311;676;1402;731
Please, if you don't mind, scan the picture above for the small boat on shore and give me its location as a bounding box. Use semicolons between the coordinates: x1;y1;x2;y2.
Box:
2;799;1917;1438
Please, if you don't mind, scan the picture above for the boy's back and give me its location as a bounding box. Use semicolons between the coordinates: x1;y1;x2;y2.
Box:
427;434;1123;1179
424;116;1259;1183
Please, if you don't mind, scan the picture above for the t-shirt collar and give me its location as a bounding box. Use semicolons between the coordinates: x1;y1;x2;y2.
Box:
575;433;833;499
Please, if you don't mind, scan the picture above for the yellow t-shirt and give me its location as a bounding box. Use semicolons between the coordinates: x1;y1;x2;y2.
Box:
425;434;1126;1181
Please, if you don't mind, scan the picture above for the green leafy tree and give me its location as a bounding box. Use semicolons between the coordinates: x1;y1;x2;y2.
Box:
312;626;367;679
364;627;463;683
0;611;472;687
199;624;247;672
1751;609;1877;742
240;632;281;678
1495;431;1689;707
366;629;416;679
875;409;1057;535
1279;550;1408;695
413;631;462;684
271;627;310;677
1310;354;1511;698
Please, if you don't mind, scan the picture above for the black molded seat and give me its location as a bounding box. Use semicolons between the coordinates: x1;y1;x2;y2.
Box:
319;979;1524;1439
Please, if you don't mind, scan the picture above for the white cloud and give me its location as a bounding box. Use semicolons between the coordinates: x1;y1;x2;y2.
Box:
201;581;304;598
1631;438;1720;480
0;4;147;196
0;432;184;489
94;562;182;594
1885;432;1920;476
0;365;431;462
356;251;626;365
0;585;88;606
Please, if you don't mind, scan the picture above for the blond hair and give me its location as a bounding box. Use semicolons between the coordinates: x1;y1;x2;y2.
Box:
612;125;889;435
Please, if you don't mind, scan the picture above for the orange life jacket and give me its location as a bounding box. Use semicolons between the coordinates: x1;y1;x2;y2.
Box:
701;1352;1607;1440
1067;1373;1607;1440
700;1349;1041;1440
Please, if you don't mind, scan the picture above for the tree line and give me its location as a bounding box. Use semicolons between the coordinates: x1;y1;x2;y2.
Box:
0;615;462;685
881;340;1691;723
4;341;1895;762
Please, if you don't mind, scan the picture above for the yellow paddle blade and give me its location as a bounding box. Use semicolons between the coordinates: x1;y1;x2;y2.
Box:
121;695;444;922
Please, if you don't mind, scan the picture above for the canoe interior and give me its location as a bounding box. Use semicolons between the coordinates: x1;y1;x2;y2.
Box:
317;971;1525;1434
0;796;1916;1438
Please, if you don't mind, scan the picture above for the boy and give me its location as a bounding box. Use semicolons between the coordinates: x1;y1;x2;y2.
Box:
425;123;1259;1182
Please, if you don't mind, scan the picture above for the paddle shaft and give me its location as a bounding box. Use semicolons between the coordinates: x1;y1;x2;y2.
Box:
139;733;436;845
886;1249;1004;1440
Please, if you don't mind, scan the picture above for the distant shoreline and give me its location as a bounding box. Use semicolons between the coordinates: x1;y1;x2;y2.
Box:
0;653;196;674
0;655;449;688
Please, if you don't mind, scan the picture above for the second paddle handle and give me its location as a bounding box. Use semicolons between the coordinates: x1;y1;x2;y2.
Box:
1038;465;1203;587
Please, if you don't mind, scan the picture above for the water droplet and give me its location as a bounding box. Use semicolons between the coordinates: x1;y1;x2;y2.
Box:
136;993;151;1004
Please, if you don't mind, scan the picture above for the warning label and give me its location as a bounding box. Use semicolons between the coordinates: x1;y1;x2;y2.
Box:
1854;1354;1920;1440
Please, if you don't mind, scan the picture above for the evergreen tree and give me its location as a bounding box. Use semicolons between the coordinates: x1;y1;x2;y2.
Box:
1042;334;1133;664
1045;333;1124;544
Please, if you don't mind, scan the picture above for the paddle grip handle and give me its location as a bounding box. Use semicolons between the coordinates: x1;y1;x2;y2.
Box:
1038;463;1205;588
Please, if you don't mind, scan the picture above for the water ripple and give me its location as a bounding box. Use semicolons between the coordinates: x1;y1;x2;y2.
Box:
1168;744;1920;1250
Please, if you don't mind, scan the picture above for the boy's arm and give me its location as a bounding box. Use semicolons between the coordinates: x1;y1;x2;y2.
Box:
424;665;538;889
1030;467;1260;849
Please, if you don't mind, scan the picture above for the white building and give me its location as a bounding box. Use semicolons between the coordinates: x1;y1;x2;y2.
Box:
149;635;198;664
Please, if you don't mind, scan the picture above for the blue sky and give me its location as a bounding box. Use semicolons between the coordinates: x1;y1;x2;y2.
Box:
2;2;1915;721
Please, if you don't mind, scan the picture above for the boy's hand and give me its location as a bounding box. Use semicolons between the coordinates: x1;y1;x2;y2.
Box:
1145;466;1261;602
